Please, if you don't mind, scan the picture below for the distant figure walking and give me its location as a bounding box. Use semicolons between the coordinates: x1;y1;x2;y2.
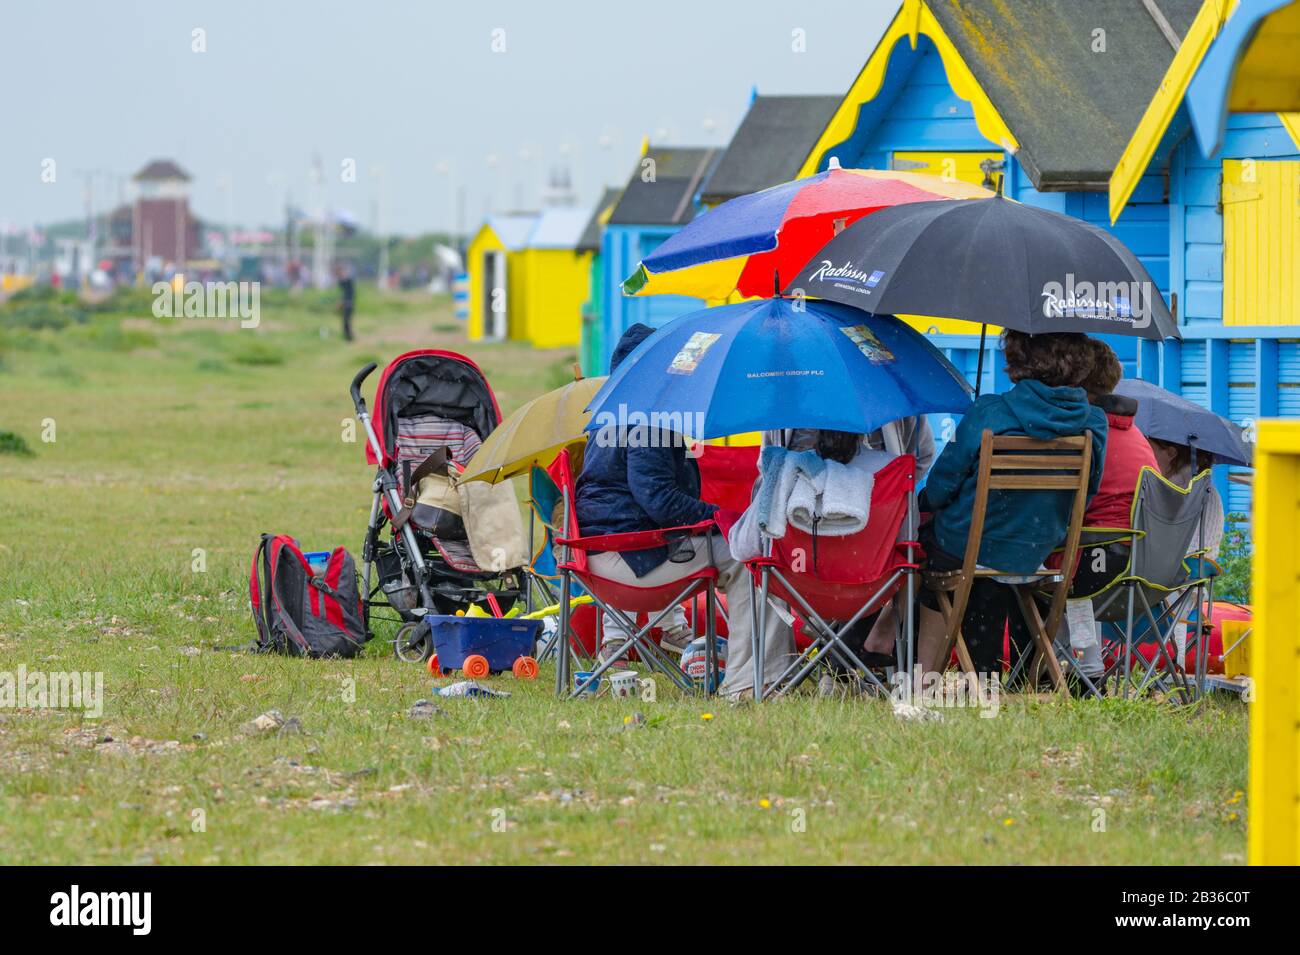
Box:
335;264;356;341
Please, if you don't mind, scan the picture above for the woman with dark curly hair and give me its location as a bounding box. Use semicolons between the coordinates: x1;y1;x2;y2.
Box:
915;330;1108;679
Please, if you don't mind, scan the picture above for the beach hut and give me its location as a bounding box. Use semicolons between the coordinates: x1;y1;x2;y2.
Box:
599;144;721;370
517;207;594;349
795;0;1202;393
699;93;842;207
1108;0;1300;515
576;187;622;375
466;212;537;342
466;208;593;348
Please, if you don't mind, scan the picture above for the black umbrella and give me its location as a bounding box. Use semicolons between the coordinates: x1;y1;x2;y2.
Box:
1114;379;1252;468
785;193;1180;390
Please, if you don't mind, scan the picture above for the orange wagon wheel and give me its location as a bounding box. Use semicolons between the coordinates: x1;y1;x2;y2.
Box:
426;653;441;677
462;654;490;679
512;656;539;680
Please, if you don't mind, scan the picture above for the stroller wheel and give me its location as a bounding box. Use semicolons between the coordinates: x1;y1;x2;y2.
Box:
394;621;432;663
512;656;539;680
462;654;490;679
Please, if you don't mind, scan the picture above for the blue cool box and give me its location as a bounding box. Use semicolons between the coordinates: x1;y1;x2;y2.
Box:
427;615;542;673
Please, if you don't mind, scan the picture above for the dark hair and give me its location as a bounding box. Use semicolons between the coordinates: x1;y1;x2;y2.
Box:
1082;338;1122;401
1001;330;1093;389
815;429;860;465
1149;437;1207;477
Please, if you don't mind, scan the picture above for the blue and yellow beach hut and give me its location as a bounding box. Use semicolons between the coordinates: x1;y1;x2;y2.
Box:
796;0;1203;391
1108;0;1300;514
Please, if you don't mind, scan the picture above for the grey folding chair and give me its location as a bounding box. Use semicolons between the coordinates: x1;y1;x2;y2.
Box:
1091;467;1217;702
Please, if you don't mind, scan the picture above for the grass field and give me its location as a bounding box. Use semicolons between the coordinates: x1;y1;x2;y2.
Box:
0;290;1248;864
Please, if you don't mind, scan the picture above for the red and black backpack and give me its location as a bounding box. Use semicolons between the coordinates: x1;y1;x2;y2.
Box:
249;535;367;658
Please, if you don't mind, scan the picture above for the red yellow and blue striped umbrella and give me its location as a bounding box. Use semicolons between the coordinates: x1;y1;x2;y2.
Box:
621;166;993;301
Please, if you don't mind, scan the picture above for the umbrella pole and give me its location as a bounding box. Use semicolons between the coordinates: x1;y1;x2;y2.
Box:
974;323;988;397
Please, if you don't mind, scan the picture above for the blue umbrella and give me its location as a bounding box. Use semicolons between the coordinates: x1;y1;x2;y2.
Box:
1114;379;1252;467
585;298;972;442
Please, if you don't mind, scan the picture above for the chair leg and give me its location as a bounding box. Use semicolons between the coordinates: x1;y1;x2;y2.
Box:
954;632;977;676
1013;586;1067;695
1122;586;1137;700
555;570;572;697
933;590;958;672
704;582;718;695
568;594;697;698
751;568;766;702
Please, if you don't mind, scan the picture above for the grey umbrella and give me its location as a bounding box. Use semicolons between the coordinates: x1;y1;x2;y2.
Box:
1114;378;1252;467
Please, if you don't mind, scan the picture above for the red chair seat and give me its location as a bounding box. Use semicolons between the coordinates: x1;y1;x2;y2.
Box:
747;455;917;620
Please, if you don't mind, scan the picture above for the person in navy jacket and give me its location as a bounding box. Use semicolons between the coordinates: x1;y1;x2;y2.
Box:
576;324;791;698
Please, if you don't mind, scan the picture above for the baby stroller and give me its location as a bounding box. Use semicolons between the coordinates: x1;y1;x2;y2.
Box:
350;350;528;661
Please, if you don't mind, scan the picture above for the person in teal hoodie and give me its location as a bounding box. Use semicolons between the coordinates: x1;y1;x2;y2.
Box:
917;331;1107;679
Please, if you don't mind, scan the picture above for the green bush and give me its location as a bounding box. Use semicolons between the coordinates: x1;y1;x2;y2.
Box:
1;301;88;330
86;285;160;316
1215;513;1251;604
3;284;78;307
0;429;34;457
65;318;158;352
230;340;285;366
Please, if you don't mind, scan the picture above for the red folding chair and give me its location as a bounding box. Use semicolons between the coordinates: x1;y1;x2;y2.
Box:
742;454;919;700
547;447;723;699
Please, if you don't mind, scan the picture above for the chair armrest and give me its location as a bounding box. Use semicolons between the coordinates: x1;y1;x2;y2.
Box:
1075;526;1142;548
557;519;717;554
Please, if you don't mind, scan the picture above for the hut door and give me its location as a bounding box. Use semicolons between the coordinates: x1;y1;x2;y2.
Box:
483;250;508;339
1223;159;1300;327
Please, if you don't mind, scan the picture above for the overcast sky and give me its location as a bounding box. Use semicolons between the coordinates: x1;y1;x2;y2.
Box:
1;0;895;236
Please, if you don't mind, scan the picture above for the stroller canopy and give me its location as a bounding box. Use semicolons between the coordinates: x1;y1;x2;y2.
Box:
366;350;503;467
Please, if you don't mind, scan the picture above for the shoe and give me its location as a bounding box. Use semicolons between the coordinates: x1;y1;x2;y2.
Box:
859;650;897;669
599;642;631;670
658;625;695;656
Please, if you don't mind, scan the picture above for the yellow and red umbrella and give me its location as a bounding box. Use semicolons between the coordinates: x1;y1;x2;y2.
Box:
459;374;607;485
622;165;992;302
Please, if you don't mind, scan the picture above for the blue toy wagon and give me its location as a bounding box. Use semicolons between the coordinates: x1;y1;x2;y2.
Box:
425;615;543;679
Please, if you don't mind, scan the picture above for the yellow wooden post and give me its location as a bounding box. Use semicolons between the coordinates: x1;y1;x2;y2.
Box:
1249;420;1300;865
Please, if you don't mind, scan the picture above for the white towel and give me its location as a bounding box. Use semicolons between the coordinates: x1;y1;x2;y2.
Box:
788;448;891;536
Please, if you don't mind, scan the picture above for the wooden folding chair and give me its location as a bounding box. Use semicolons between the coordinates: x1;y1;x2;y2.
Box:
923;430;1092;694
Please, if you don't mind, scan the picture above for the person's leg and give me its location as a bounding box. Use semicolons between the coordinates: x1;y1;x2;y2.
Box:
342;305;354;341
588;545;713;664
960;580;1013;677
915;520;963;675
710;536;794;698
862;602;897;656
915;603;949;674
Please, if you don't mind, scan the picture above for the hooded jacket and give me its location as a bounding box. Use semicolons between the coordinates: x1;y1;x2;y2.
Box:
920;378;1107;573
575;323;717;576
1083;393;1158;530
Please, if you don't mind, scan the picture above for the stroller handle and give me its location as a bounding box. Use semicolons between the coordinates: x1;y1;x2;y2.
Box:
350;362;377;414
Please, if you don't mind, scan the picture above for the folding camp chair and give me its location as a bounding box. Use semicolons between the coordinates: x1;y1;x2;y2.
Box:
546;447;721;699
745;454;919;700
1082;467;1217;702
922;432;1093;695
